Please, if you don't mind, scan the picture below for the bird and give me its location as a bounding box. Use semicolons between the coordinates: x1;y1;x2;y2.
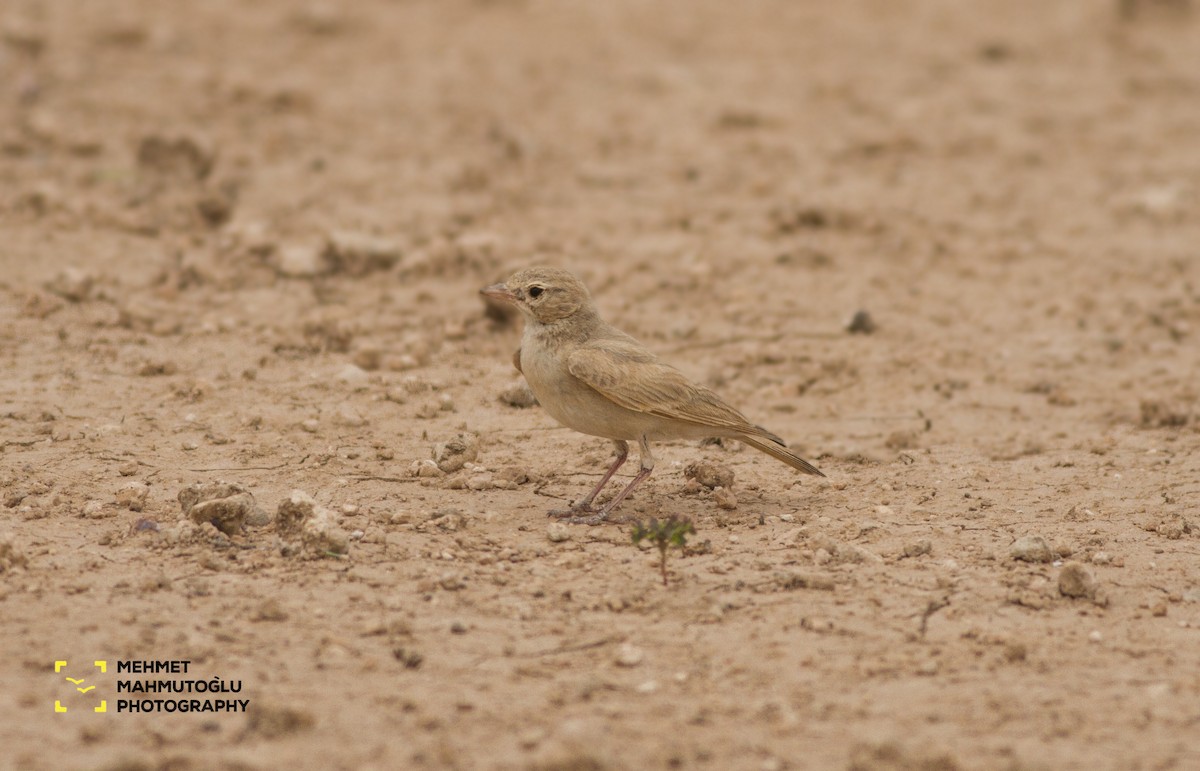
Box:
481;267;824;524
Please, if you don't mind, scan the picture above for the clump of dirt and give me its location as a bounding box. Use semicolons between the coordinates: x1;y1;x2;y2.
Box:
178;481;267;535
276;491;349;557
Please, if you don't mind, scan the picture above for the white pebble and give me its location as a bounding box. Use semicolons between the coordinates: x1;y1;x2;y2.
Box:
614;643;644;667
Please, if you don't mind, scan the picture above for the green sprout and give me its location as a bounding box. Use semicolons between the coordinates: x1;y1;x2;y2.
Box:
631;516;696;586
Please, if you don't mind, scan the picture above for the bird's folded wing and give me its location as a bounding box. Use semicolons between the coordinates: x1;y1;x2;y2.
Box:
567;340;757;434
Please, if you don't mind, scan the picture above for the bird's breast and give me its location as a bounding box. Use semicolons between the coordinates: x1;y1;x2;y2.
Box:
520;337;652;441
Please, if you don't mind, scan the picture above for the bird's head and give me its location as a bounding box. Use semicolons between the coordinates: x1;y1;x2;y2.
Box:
480;267;593;324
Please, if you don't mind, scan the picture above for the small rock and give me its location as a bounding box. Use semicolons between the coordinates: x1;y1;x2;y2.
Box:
466;474;494;491
884;431;917;450
323;230;402;276
276;490;349;557
254;599;289;622
614;643;644;667
1156;517;1191;540
495;467;531;486
713;487;738;510
352;347;382;371
547;522;572;543
117;461;139;477
245;703;315;739
903;539;932;558
432;433;479;473
0;534;29;572
115;482;149;512
1007;589;1047;610
335;363;369;384
300;418;320;434
498;383;538;408
81;500;112;519
1091;551;1113;565
178;481;264;535
304;516;349;556
845;309;876;334
276;244;329;277
1010;535;1053;563
334;405;367;427
684;461;735;490
409;459;444;478
44;267;95;303
1058;561;1097;599
275;490;317;538
136;133;214;180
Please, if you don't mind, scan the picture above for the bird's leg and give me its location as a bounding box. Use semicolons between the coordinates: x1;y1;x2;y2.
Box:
561;436;654;526
580;440;629;508
549;440;627;518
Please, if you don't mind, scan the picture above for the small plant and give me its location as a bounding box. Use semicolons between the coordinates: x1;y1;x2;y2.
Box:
631;516;696;586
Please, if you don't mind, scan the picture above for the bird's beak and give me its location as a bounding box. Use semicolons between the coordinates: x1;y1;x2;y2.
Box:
480;283;516;303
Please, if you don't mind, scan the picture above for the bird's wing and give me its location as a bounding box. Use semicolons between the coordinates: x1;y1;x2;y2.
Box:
567;338;760;435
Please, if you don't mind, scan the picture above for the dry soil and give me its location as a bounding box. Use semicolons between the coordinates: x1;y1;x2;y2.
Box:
2;1;1200;770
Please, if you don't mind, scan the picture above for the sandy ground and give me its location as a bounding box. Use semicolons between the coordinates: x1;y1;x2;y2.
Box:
2;1;1200;769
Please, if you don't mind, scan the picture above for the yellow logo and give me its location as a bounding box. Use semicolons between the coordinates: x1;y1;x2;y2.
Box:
54;660;107;713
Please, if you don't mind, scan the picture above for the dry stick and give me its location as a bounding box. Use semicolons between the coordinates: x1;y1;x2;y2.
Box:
517;635;622;658
349;475;422;483
919;596;951;638
186;463;291;472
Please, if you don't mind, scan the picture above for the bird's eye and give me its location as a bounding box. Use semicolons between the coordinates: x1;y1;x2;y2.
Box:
528;286;544;298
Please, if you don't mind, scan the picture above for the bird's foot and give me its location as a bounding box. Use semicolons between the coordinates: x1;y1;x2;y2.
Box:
548;503;608;525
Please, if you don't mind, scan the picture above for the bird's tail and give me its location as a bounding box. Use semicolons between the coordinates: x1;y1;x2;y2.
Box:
741;432;825;477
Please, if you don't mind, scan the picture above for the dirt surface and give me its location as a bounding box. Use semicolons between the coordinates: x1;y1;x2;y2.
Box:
3;1;1200;769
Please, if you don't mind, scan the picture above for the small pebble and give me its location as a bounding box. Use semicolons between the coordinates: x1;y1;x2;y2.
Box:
614;643;644;667
713;487;738;510
1058;561;1097;599
845;309;876;334
432;433;479;473
1010;535;1053;563
684;462;734;490
903;539;932;558
498;383;538;408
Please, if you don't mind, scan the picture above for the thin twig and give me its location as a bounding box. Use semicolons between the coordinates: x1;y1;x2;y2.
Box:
517;635;622;658
186;463;291;472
